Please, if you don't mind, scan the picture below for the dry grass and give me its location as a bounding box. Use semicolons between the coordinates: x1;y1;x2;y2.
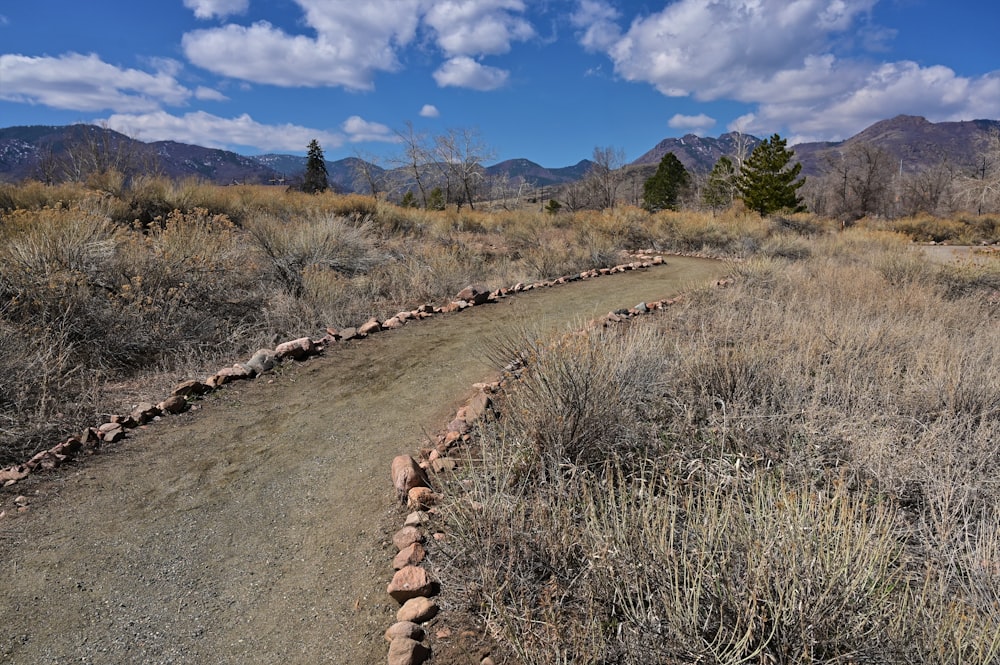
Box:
438;230;1000;664
0;180;793;466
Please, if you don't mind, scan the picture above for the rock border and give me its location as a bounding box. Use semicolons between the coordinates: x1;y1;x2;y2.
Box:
381;253;735;665
2;251;715;500
0;249;727;662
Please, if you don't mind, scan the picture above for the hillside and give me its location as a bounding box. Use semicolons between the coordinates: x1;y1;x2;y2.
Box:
793;115;1000;176
2;116;998;190
631;131;762;172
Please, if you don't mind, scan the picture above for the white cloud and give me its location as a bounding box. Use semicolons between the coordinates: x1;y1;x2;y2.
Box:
574;0;1000;141
182;1;422;90
433;56;509;90
420;104;440;118
0;52;191;112
341;115;398;143
760;63;1000;142
423;0;534;57
182;0;533;91
570;0;621;52
668;113;716;133
101;111;345;152
194;86;228;101
183;0;249;20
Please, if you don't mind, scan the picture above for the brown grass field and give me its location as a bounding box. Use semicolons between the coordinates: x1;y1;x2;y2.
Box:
1;178;999;663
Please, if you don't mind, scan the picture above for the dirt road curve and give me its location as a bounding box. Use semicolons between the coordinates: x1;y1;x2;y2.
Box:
0;257;724;665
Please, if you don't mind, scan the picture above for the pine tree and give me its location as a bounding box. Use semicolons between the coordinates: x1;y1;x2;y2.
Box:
302;139;329;194
735;134;805;215
702;156;737;211
642;152;689;212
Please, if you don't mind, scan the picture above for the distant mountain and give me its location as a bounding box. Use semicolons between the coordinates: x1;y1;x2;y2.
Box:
0;125;279;184
485;158;595;187
633;115;1000;179
2;116;998;193
632;132;762;172
792;115;1000;176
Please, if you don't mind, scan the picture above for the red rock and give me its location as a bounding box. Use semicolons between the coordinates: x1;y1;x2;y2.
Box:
171;379;210;398
130;402;160;424
158;395;188;415
384;621;425;643
0;467;29;483
387;566;437;603
456;285;490;305
274;336;314;361
393;542;427;570
464;391;491;423
447;417;469;434
407;487;440;511
392;526;425;551
391;455;428;503
396;597;439;623
101;426;125;443
387;637;431;665
382;316;404;329
26;450;60;471
358;318;382;335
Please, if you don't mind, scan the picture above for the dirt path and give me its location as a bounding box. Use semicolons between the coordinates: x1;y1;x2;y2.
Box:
0;257;725;664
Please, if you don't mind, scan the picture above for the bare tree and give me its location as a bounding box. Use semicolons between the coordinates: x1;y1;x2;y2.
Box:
901;160;958;216
588;146;627;209
391;122;432;208
958;128;1000;214
821;142;896;219
432;127;495;210
350;149;388;198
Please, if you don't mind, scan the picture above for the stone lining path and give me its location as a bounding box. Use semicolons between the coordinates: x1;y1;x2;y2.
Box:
0;256;725;664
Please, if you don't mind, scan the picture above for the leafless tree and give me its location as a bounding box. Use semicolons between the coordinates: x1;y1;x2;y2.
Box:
350;149;388;198
958;128;1000;214
587;145;627;209
901;160;958;216
822;142;897;219
391;121;432;208
433;127;494;210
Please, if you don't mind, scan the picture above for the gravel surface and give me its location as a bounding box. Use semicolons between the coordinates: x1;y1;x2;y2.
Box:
0;257;724;664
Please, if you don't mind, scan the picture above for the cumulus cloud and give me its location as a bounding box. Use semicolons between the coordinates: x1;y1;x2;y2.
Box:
194;86;228;101
570;0;621;52
183;21;399;90
668;113;716;133
341;115;398;143
182;0;532;91
101;110;345;152
423;0;534;56
184;0;249;20
434;56;509;90
0;52;191;112
420;104;441;118
573;0;1000;141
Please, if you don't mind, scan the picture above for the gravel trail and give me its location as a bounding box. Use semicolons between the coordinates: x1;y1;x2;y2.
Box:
0;257;724;664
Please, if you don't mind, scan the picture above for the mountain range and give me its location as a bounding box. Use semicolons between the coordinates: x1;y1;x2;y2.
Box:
1;115;997;192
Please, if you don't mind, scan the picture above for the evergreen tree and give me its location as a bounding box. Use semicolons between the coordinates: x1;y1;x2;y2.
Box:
302;139;329;194
642;152;689;211
735;134;805;215
702;155;737;211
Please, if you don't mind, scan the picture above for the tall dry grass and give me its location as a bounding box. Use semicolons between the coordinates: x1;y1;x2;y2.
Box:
2;181;777;466
439;231;1000;664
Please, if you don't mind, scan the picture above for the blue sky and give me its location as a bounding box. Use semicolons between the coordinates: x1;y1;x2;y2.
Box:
1;0;998;166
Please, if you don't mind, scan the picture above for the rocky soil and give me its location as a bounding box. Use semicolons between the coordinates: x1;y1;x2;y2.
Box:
0;257;724;665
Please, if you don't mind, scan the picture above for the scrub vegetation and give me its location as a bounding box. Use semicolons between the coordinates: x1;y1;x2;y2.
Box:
1;174;998;663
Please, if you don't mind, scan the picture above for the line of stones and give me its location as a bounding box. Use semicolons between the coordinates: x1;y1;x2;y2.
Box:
0;251;686;505
380;256;736;665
